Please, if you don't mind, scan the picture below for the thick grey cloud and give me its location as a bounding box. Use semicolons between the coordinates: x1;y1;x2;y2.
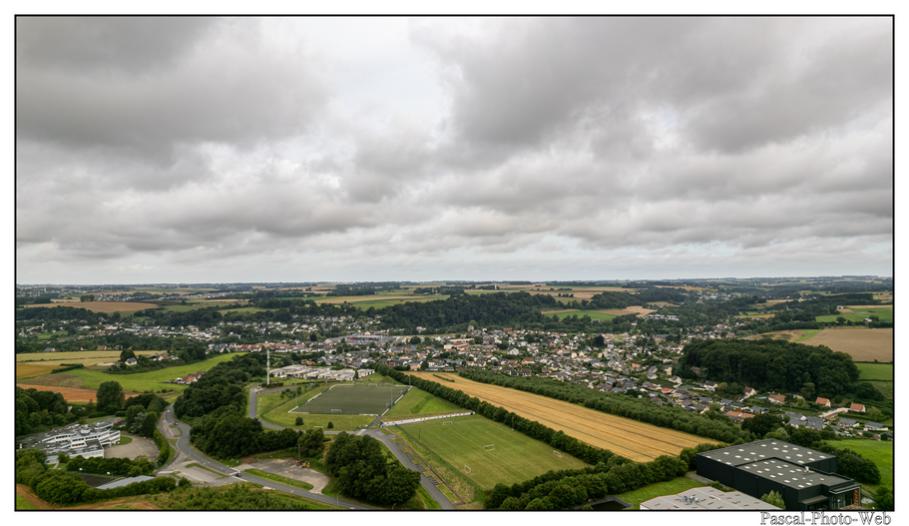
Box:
15;17;892;283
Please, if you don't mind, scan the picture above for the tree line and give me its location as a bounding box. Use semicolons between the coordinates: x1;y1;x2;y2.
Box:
486;453;690;510
379;292;558;332
458;369;749;443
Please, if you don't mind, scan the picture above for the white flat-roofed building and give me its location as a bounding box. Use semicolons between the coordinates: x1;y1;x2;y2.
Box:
19;421;120;465
641;487;780;510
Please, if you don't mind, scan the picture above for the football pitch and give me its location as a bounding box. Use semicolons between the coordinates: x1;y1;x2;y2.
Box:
390;415;587;499
293;383;409;415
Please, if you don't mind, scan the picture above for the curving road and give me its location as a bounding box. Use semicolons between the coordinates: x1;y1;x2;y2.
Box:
247;386;286;430
157;405;377;510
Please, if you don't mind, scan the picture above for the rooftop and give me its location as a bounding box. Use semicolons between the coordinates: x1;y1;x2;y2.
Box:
697;439;834;467
641;486;779;510
739;458;853;490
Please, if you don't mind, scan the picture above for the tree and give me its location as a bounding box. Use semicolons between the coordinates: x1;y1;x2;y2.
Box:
761;490;785;509
742;413;785;438
295;416;304;426
96;381;124;414
327;421;334;429
120;349;137;363
592;335;605;348
298;428;324;457
875;487;893;510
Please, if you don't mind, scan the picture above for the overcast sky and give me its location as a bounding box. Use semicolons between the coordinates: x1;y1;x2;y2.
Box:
16;16;893;284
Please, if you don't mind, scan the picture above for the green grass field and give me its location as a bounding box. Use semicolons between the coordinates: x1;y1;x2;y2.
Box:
15;494;37;510
259;385;374;431
857;362;893;380
616;477;705;509
383;387;463;420
297;383;408;415
25;353;242;399
816;306;893;324
831;439;893;492
856;363;893;400
390;415;587;503
542;309;617;321
244;468;314;490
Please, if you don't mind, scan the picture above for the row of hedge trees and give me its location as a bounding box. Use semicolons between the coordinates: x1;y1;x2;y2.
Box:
377;365;620;465
457;369;749;443
486;453;690;510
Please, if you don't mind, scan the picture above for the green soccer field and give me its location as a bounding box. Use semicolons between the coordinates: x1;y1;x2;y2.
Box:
296;383;409;415
390;415;587;502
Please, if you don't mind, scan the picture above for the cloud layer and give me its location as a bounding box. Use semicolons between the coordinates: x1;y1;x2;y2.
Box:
16;17;893;283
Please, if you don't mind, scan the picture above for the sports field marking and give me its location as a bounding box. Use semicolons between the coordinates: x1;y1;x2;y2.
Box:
483;444;495;451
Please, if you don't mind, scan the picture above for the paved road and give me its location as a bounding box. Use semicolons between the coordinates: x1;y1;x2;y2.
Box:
247;386;285;430
157;406;376;510
366;429;456;510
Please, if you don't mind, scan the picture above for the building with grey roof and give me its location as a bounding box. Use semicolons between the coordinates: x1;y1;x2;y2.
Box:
695;439;860;511
640;486;780;510
96;475;154;490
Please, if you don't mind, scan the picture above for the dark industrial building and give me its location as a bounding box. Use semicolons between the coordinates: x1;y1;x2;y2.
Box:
695;439;861;510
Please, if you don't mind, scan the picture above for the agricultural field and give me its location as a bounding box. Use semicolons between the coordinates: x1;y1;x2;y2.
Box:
20;352;242;400
857;363;894;400
542;305;654;321
158;299;246;312
830;439;893;492
382;387;464;420
314;293;447;309
753;328;892;362
16;350;162;381
804;328;892;362
295;383;408;415
15;384;103;403
816;305;893;324
542;309;618;321
616;476;705;509
736;311;775;319
410;373;710;462
389;415;587;504
23;301;158;313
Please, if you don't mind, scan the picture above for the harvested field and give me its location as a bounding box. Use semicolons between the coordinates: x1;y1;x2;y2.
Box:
24;301;158;313
806;328;892;361
409;373;710;462
16;383;103;403
606;305;655;316
750;328;892;361
16;362;56;380
16;350;160;363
